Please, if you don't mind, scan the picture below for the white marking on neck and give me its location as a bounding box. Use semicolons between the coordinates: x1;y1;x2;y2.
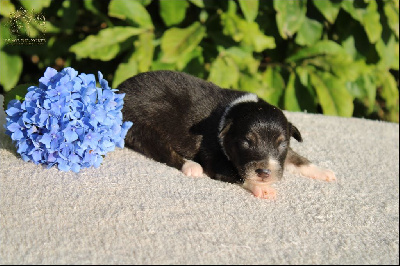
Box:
218;93;259;160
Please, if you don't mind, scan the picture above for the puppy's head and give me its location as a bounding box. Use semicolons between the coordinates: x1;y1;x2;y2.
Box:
219;100;302;184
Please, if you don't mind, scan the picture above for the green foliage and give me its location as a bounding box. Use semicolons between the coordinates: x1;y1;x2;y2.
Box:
0;0;399;122
0;49;22;91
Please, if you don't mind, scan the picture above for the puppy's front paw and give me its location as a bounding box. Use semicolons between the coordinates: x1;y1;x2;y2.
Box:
242;180;277;200
181;160;204;177
288;164;336;182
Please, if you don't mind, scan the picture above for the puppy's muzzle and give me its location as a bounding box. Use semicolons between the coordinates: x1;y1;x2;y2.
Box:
255;168;271;179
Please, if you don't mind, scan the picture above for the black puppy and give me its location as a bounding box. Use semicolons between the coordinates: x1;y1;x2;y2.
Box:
118;71;335;199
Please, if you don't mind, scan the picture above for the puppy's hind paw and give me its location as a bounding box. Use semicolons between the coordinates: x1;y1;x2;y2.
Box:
181;160;204;177
287;164;336;182
316;167;336;182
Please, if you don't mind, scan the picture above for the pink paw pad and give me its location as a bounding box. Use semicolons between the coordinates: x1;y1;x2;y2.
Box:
181;160;204;177
253;186;277;199
243;180;277;200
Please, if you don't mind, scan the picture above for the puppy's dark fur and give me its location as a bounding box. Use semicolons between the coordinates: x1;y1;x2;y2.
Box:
118;71;335;199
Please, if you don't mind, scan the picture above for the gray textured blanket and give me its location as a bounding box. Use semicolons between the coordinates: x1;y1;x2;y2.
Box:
1;95;398;264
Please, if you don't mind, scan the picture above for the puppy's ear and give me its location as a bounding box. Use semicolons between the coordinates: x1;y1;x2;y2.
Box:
290;123;303;142
219;120;233;140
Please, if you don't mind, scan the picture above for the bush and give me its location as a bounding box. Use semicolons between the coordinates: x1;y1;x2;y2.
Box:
0;0;398;122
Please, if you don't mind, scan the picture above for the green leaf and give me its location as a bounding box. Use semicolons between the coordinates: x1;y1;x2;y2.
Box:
305;53;367;83
113;31;154;87
283;69;317;113
176;46;203;70
225;46;259;73
395;43;399;70
224;46;250;60
161;22;206;63
341;0;382;43
189;0;204;8
287;40;346;62
112;52;138;88
362;0;382;44
376;70;399;122
274;0;307;39
3;83;33;110
376;70;399;109
295;17;323;46
242;21;276;51
0;18;13;48
261;67;285;106
160;0;189;26
19;0;51;13
109;0;153;28
295;66;317;112
309;70;354;117
134;32;155;72
340;1;363;21
331;56;369;82
84;0;102;15
341;35;358;59
221;9;275;51
208;55;239;88
137;0;152;6
238;0;259;22
151;60;175;71
182;50;205;78
0;51;22;91
284;72;301;111
220;2;243;42
346;73;376;113
239;73;262;94
312;0;341;24
83;0;114;26
384;0;399;37
375;34;399;70
0;0;15;17
70;27;146;61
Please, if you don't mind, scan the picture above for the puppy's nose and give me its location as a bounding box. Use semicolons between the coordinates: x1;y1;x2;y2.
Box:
256;169;271;178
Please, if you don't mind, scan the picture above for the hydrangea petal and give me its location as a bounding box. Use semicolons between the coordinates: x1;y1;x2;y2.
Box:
31;149;43;163
17;139;30;154
6;107;22;117
4;67;133;172
47;152;57;163
11;129;24;141
44;67;58;79
71;163;81;173
39;67;58;85
40;133;53;148
63;67;79;79
64;127;79;142
7;122;21;132
57;158;70;171
79;73;96;86
94;108;106;123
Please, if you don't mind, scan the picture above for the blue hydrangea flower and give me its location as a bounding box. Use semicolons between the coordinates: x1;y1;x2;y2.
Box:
4;67;133;173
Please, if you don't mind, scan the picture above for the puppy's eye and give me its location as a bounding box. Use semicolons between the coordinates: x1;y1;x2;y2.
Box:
276;135;287;149
278;141;287;149
241;138;252;148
